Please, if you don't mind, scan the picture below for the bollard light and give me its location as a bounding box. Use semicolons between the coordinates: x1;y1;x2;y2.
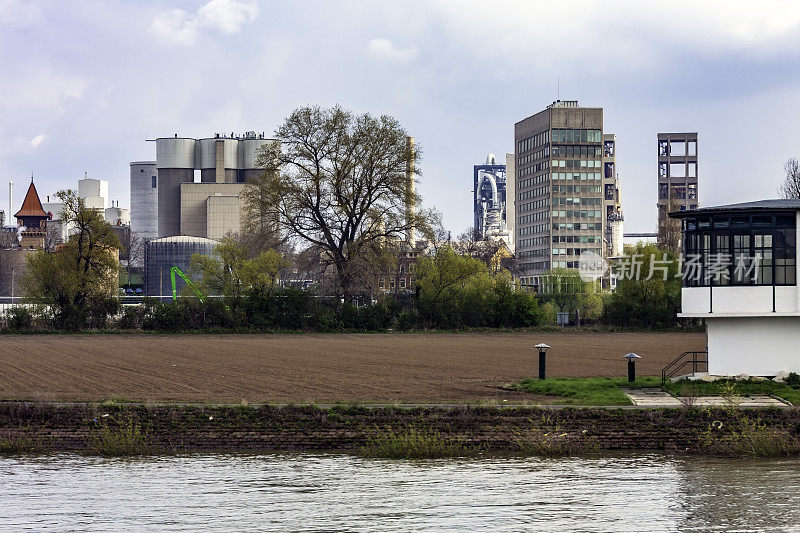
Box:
624;353;641;383
536;343;551;380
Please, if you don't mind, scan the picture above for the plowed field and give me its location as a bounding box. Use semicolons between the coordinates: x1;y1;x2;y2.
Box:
0;332;705;403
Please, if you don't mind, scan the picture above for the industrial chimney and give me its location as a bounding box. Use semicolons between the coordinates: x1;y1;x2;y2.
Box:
405;136;415;245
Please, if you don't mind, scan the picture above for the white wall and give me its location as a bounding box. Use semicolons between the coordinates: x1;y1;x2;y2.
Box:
707;316;800;376
681;285;799;316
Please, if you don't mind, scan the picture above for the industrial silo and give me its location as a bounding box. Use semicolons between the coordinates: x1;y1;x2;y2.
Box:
156;137;196;237
198;136;239;183
130;161;158;243
144;235;217;297
238;134;277;183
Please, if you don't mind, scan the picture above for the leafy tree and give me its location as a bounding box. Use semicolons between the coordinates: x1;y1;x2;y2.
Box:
603;243;681;328
537;268;603;324
23;190;121;329
190;236;288;311
245;105;431;298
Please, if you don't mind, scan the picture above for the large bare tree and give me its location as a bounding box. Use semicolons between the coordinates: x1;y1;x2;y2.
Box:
779;158;800;199
245;105;430;298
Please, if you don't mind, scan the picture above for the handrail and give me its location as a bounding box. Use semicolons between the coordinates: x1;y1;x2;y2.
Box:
661;350;708;384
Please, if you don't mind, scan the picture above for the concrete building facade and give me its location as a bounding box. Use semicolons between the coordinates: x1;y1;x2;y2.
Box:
658;132;698;249
130;161;158;242
514;100;614;287
179;183;245;239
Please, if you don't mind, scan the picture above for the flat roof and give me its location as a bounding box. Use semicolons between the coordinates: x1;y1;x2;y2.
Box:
670;199;800;218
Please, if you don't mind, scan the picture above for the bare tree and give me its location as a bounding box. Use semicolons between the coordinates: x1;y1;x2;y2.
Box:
778;158;800;199
658;195;683;255
246;105;432;298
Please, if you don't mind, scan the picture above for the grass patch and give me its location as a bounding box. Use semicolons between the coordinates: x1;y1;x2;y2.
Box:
665;378;800;406
86;413;151;456
509;377;661;405
358;428;473;459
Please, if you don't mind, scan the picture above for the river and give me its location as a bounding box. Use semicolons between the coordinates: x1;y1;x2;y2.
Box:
2;452;798;531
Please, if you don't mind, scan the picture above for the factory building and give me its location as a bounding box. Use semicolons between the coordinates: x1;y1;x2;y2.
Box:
602;134;624;258
152;132;276;239
473;153;514;251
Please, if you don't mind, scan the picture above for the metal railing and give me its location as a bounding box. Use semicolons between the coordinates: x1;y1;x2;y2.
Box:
661;350;708;384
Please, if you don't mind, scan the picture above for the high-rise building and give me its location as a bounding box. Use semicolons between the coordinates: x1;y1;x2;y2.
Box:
473;153;513;249
657;132;698;250
515;100;612;287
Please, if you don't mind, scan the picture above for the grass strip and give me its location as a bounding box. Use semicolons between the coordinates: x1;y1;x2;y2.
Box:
509;377;661;405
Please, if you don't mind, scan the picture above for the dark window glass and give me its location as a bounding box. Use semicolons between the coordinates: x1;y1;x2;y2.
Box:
752;215;772;226
152;176;157;188
731;216;749;228
713;216;730;228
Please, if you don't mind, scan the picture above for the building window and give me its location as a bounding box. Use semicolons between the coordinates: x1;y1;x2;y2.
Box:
152;176;157;188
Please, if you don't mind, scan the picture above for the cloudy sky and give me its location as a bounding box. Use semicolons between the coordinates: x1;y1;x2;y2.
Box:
3;0;800;233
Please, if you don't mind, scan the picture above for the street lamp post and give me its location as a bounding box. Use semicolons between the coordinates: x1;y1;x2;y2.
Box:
535;343;550;380
624;353;641;382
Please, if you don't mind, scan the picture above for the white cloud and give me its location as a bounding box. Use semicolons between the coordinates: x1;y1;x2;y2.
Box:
30;133;45;147
151;0;258;45
0;66;87;112
365;38;418;63
0;0;42;26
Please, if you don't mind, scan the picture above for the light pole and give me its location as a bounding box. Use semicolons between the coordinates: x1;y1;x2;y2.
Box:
536;343;550;380
624;353;641;382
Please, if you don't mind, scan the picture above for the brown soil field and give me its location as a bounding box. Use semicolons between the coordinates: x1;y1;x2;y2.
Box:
0;332;706;404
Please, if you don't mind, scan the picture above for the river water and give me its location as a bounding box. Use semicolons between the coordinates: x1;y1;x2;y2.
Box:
2;452;799;532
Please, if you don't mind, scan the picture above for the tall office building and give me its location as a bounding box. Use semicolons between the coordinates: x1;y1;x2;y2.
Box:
657;132;698;250
515;100;615;287
602;134;624;258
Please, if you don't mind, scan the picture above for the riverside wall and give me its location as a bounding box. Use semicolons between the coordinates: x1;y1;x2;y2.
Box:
1;403;798;453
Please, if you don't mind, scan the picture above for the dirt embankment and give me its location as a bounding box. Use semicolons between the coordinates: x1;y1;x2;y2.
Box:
0;332;705;403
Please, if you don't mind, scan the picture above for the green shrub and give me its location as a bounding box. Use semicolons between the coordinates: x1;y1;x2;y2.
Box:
396;309;420;331
5;306;33;331
0;433;41;453
699;417;800;457
786;372;800;389
358;428;472;459
86;413;151;456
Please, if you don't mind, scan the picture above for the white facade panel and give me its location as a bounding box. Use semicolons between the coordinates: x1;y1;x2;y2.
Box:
681;285;800;317
707;317;800;376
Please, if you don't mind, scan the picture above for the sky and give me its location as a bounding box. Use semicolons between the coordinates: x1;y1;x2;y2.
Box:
3;0;800;234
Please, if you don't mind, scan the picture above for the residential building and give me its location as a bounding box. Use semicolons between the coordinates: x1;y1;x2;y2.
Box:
514;100;611;288
671;200;798;376
658;132;698;251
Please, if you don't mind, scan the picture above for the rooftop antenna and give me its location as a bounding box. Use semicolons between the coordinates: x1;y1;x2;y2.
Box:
557;76;560;100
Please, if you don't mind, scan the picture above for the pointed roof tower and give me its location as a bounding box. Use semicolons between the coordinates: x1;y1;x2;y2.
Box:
14;178;48;221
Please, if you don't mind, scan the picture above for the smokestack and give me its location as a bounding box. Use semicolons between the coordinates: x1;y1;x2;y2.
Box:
8;180;12;225
405;136;415;245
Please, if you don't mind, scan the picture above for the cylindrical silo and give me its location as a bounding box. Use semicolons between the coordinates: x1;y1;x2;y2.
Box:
144;235;217;297
130;161;158;245
198;137;238;183
238;138;277;183
156;138;196;237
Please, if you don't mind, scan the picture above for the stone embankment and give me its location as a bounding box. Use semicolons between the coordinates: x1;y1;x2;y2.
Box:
2;402;799;453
